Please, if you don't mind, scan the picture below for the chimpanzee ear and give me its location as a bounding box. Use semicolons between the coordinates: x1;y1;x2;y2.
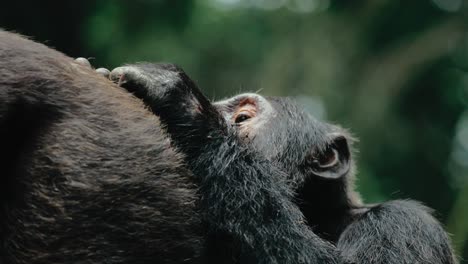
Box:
308;134;351;179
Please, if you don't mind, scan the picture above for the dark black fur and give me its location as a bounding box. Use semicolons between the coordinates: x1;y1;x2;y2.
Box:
0;30;458;263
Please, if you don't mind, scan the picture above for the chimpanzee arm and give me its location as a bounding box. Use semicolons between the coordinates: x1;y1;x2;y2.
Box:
339;200;457;264
110;63;222;162
110;63;342;264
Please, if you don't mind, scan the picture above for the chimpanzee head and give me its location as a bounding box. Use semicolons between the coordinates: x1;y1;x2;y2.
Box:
214;93;354;188
213;93;360;240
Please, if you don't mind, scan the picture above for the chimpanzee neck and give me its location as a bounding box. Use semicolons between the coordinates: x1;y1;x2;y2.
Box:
295;176;354;243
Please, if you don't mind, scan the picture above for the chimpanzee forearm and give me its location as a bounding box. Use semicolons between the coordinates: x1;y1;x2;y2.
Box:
110;63;224;162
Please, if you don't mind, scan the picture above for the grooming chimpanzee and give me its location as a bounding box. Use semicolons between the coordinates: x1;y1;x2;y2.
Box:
0;29;457;264
106;63;458;264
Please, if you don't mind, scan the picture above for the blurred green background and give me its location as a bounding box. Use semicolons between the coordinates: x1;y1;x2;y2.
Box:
1;0;467;261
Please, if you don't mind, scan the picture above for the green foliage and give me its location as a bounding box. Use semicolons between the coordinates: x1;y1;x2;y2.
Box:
1;0;467;261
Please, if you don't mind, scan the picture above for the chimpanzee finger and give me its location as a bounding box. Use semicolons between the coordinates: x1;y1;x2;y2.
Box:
75;57;92;68
109;66;146;92
96;68;110;78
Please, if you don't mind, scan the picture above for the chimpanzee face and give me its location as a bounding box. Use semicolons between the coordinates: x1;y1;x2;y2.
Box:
214;93;352;185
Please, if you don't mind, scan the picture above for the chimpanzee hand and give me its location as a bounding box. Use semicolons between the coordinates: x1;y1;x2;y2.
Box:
74;60;186;105
108;63;189;103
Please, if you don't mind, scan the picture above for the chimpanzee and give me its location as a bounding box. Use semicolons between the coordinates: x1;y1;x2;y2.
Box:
0;29;457;264
105;62;458;264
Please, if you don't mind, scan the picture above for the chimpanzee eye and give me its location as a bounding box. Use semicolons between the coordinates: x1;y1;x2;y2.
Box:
234;112;252;123
312;147;339;168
